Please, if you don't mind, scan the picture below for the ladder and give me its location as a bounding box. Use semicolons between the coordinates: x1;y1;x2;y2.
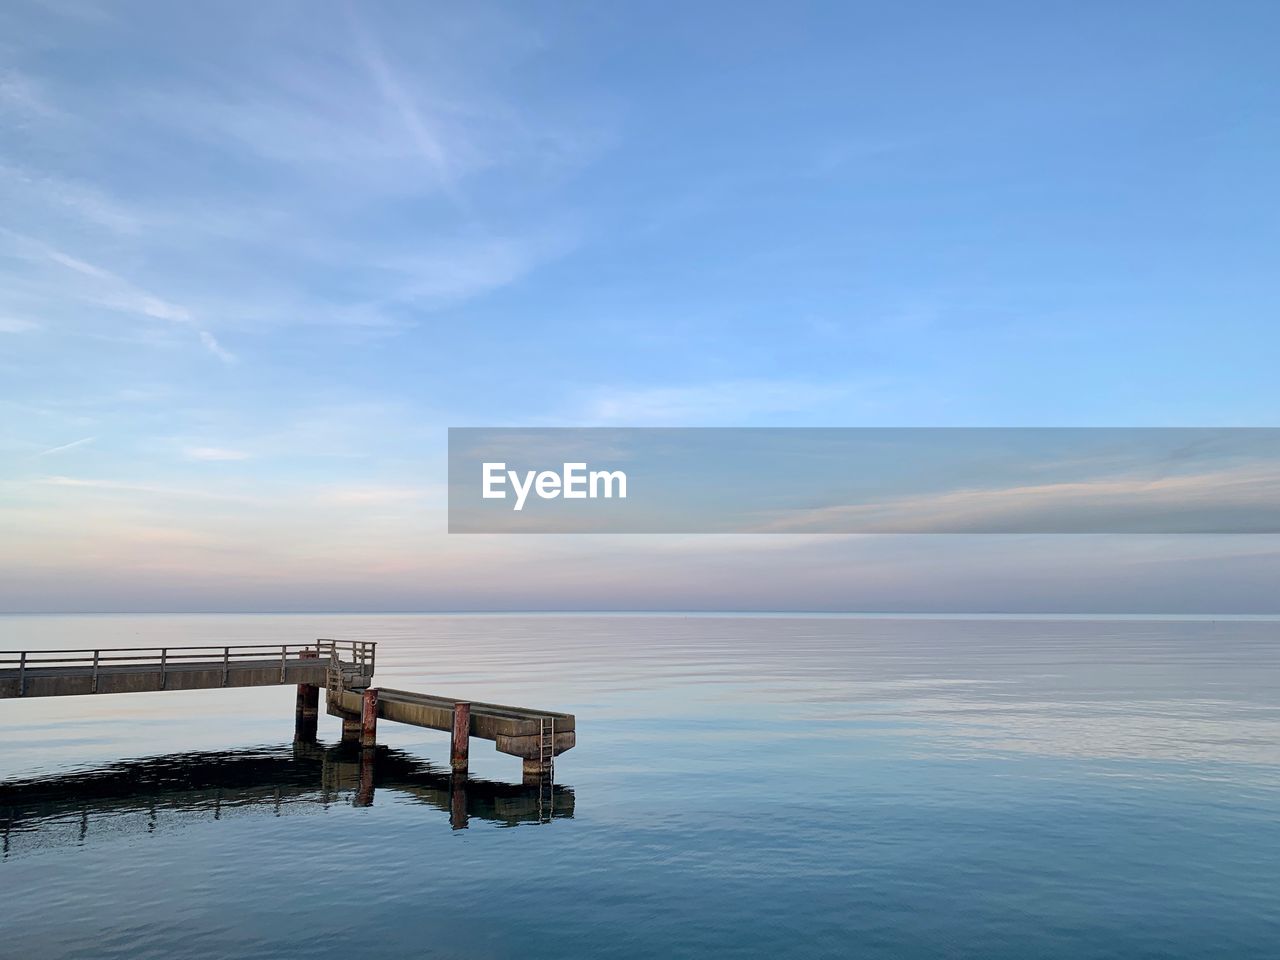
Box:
325;652;343;702
537;716;555;822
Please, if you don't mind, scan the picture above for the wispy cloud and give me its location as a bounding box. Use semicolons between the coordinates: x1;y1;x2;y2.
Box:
0;317;39;333
197;331;236;364
0;68;57;119
0;229;233;362
315;485;439;505
0;3;593;370
42;246;117;282
372;228;575;311
0;160;144;235
184;446;249;462
129;9;553;202
38;474;261;503
35;436;94;457
346;7;459;202
585;379;864;425
756;464;1280;534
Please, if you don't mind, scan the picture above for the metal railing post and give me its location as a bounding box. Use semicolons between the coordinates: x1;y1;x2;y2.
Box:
222;646;229;687
279;644;287;683
160;647;167;690
91;649;100;693
18;651;25;697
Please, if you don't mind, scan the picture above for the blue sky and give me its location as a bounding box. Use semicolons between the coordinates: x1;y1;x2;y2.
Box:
2;1;1278;612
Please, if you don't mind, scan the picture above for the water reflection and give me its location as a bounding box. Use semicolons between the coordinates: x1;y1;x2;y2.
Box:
0;742;574;858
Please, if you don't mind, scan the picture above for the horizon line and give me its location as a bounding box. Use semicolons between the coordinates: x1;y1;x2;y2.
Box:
2;609;1279;619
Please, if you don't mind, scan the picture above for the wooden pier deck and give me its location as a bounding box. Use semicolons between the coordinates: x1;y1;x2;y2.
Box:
0;641;356;698
0;640;574;781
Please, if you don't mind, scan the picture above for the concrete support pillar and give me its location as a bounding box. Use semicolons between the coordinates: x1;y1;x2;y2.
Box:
523;758;550;785
360;687;379;749
295;683;320;720
340;716;361;742
293;649;320;743
451;701;471;772
295;650;320;716
293;709;318;743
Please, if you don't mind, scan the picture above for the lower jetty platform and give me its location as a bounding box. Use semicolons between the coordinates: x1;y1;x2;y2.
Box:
0;640;575;783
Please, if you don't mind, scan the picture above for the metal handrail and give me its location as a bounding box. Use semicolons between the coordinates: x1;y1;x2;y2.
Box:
2;643;331;657
0;640;377;671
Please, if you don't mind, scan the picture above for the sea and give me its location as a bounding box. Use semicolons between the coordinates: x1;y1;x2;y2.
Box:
2;613;1277;959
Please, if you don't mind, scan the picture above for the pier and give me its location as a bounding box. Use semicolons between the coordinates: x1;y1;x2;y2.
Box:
0;640;575;782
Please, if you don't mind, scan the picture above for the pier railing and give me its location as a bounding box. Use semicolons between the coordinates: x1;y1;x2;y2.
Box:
0;640;376;695
318;638;375;674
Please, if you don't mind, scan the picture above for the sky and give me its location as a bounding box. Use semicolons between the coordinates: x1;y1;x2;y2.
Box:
1;1;1279;613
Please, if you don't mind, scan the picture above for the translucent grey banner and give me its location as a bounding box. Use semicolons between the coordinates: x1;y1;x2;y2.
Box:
448;428;1280;533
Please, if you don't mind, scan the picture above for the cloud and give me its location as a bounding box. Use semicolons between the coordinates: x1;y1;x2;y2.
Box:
0;317;39;333
184;446;249;462
35;436;94;457
374;229;574;310
315;485;439;505
0;69;57;119
756;463;1280;534
346;7;457;199
38;474;260;503
0;5;594;364
127;10;538;202
0;161;145;235
198;330;236;364
0;229;233;362
585;379;862;425
141;295;193;324
42;246;117;281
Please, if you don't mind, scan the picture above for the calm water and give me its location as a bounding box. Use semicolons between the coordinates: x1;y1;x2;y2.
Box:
2;614;1278;959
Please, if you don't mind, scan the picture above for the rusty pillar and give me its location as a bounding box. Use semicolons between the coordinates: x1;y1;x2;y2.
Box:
451;701;471;771
360;687;379;749
449;772;469;830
